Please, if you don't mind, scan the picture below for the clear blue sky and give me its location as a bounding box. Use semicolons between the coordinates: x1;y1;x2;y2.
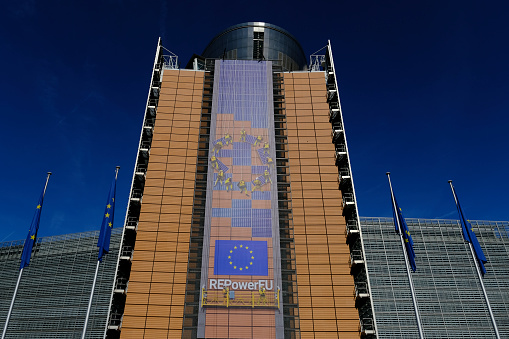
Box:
1;1;508;242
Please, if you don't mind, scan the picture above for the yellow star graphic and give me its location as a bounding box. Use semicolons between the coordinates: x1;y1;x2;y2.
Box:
30;235;35;240
234;246;237;249
240;244;243;248
230;250;233;253
229;261;232;265
250;262;253;265
228;255;231;259
251;256;254;259
245;266;248;269
233;266;237;269
112;198;114;202
107;204;111;209
239;268;243;271
36;205;41;209
250;250;253;253
108;222;112;227
105;213;110;218
245;246;249;249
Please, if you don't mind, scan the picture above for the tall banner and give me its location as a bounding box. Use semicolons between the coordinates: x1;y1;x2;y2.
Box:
198;60;284;338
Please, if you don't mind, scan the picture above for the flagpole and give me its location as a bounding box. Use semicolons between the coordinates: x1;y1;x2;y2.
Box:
448;180;500;339
82;166;119;339
386;173;424;339
2;172;51;339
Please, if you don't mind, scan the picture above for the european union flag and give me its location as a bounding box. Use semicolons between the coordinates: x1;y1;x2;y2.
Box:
214;240;268;276
392;197;417;272
97;171;118;262
20;188;46;270
451;184;487;275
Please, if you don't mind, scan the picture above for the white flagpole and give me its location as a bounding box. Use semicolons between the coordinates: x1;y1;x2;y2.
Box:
82;166;119;339
386;173;424;339
2;172;52;339
448;180;500;339
82;260;100;339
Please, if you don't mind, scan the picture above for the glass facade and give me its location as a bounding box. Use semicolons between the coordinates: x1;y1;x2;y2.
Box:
0;229;122;339
361;217;509;338
202;22;307;71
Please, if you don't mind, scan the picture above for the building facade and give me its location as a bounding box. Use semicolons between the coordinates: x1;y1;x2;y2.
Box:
0;229;122;339
360;217;509;339
1;22;508;339
109;22;372;338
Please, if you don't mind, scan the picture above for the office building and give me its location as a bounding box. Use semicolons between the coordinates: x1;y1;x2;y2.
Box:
360;217;509;338
109;22;371;338
0;229;122;338
2;21;506;339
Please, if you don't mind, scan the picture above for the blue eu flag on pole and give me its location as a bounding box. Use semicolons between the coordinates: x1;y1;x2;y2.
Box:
392;197;417;272
451;184;487;275
214;240;268;276
20;189;46;270
97;172;117;262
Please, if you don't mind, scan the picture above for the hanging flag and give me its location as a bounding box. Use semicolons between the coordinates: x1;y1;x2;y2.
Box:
97;170;118;262
392;196;417;272
19;188;46;270
450;183;487;275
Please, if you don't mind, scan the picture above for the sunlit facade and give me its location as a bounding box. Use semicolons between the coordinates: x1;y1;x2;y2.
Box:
109;22;370;339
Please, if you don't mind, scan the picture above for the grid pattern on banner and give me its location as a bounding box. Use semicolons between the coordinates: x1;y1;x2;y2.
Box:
203;60;278;338
216;62;269;129
361;217;509;339
284;72;360;339
0;229;122;339
120;69;204;339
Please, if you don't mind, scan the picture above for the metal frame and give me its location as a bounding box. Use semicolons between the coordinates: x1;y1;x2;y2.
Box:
318;40;379;337
103;38;166;338
361;217;509;338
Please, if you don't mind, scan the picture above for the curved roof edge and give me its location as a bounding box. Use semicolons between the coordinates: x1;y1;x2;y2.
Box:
202;22;305;58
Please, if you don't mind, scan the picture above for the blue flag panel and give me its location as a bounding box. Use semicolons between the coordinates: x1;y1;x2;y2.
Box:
97;172;117;262
20;188;45;270
214;240;268;276
453;186;487;275
392;197;417;272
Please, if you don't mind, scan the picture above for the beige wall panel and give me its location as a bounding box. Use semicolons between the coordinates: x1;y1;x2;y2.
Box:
132;250;156;262
141;195;163;206
335;307;360;320
312;308;337;320
300;320;314;332
143;329;168;338
131;260;155;272
139;204;162;214
338;332;363;339
336;320;361;332
309;275;333;286
121;315;147;328
152;261;176;273
119;328;145;338
127;282;151;294
124;293;150;305
123;304;149;317
285;74;359;338
136;231;157;242
133;240;156;252
333;297;356;308
149;292;172;306
333;285;355;297
313;320;338;332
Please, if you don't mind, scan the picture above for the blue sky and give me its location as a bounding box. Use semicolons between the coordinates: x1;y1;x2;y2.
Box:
1;1;508;241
